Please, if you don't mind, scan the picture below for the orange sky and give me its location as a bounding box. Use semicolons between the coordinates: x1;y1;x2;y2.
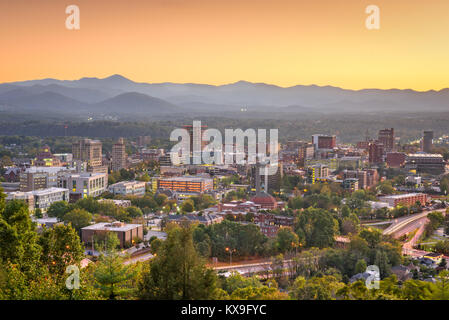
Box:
1;0;448;90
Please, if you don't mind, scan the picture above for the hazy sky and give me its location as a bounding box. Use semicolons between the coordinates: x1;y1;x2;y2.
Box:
1;0;448;90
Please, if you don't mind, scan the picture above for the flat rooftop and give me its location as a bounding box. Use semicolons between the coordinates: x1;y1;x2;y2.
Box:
159;176;212;182
62;172;106;178
31;187;69;195
109;181;146;187
82;222;141;232
408;153;443;158
380;193;426;199
26;166;72;173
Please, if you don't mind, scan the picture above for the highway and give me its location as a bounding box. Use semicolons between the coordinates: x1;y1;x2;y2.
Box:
383;208;446;237
382;208;448;260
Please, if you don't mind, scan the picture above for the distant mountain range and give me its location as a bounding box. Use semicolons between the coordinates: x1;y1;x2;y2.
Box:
0;74;448;120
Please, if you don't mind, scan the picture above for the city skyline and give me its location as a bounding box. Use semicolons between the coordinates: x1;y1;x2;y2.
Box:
1;0;449;91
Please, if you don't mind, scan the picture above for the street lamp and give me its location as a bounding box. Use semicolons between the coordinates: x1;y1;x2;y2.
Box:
225;247;236;266
291;242;297;255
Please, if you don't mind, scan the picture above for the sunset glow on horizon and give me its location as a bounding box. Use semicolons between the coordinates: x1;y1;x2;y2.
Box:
1;0;449;91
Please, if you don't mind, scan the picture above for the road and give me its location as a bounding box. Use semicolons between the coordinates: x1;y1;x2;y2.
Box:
384;208;449;260
123;251;154;265
383;208;446;237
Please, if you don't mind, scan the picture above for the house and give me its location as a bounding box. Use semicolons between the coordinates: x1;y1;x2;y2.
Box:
349;272;372;283
423;252;444;264
3;167;21;182
334;236;351;249
391;265;414;281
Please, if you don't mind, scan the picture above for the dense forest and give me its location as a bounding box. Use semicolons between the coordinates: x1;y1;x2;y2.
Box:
0;111;448;144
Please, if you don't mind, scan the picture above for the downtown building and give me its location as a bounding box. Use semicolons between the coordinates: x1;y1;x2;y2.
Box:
405;153;445;174
21;166;76;191
386;152;407;168
379;193;428;207
72;139;103;168
111;138;127;172
378;128;395;152
368;141;384;164
7;187;69;213
342;178;359;192
81;221;143;248
307;164;329;184
422;131;434;153
19;171;48;192
254;213;294;238
157;176;213;193
312;134;336;150
58;172;107;201
108;180;146;197
32;145;62;167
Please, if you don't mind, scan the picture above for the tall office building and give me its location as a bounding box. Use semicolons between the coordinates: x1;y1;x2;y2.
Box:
19;172;48;192
311;134;336;150
343;170;367;189
422;131;434;153
183;124;208;151
368;141;384;164
72;139;103;168
405;153;445;174
378;128;394;152
112;138;127;172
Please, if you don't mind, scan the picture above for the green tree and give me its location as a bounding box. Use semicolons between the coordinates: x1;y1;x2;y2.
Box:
94;233;136;300
154;194;168;207
125;206;143;218
47;201;71;221
38;224;84;276
354;259;367;274
63;208;93;233
379;181;395;194
295;208;337;248
431;271;449;300
0;200;41;277
275;227;299;253
181;199;195;213
289;275;345;300
138;224;218;299
34;208;43;218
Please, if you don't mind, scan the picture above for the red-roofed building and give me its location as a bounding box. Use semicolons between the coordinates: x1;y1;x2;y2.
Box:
251;192;278;210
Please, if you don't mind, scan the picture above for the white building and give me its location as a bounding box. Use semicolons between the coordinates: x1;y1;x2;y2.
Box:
32;187;69;212
6;191;35;212
7;187;69;212
58;172;107;201
25;166;76;187
108;181;146;197
98;199;132;208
